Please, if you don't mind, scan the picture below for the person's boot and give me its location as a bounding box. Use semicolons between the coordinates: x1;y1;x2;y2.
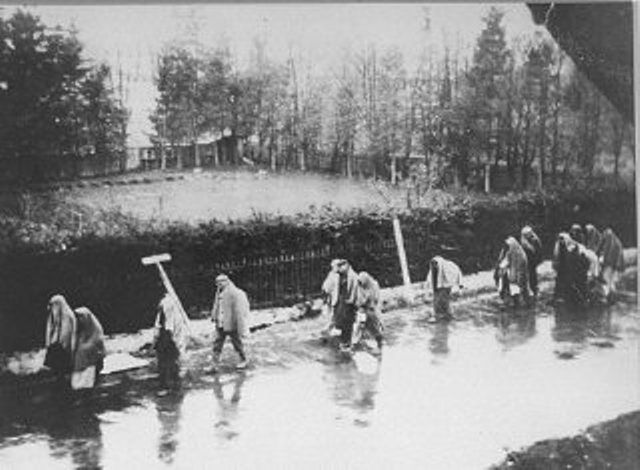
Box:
236;356;248;370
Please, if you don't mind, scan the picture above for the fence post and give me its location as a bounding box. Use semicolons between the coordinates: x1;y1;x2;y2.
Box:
392;216;411;289
484;164;491;193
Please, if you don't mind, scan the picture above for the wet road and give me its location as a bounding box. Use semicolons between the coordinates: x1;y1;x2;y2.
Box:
0;293;638;469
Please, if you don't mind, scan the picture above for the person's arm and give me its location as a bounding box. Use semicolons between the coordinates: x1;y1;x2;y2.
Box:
69;313;77;355
45;313;53;347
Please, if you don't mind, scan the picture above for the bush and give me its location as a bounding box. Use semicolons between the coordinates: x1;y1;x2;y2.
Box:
0;187;635;352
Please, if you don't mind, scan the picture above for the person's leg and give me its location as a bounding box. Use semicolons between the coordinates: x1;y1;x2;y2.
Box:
434;288;451;321
365;313;384;349
340;306;356;348
212;327;227;367
229;331;247;363
530;265;538;295
443;288;452;320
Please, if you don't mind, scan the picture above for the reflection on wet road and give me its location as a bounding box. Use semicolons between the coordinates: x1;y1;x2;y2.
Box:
0;297;638;469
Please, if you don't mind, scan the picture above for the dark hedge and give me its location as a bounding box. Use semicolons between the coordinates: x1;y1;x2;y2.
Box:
0;188;635;352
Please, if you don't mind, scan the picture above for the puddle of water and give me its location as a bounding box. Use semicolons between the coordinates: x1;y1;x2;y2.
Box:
0;300;638;469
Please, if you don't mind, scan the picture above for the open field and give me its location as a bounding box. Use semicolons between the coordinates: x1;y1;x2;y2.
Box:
62;169;408;223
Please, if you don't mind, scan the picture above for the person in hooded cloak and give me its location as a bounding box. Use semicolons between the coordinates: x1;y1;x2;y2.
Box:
520;225;543;296
494;237;530;306
333;260;359;352
70;307;105;391
44;295;77;381
597;227;625;300
584;224;603;253
353;271;384;352
569;224;585;245
211;274;250;370
155;293;189;387
426;256;463;321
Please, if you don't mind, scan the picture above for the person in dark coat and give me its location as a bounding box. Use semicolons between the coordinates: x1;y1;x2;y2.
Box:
44;295;77;382
552;233;572;299
554;234;590;305
520;225;543;296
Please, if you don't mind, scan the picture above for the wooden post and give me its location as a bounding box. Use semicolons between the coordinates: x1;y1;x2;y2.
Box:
392;216;411;287
391;155;397;185
484;163;491;193
537;166;543;190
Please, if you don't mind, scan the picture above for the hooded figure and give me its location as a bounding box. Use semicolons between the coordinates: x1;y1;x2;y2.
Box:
494;237;530;305
553;232;572;298
354;271;384;350
425;256;463;322
554;234;590;305
155;293;189;387
44;295;77;376
333;260;359;350
520;226;543;295
211;275;250;370
155;293;189;354
569;224;585;245
71;307;105;390
584;224;603;253
320;259;342;336
598;228;625;299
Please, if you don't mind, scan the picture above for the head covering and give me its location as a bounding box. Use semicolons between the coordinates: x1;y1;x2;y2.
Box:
73;307;106;372
520;226;542;265
426;256;463;291
553;232;572;272
584;224;602;253
500;237;529;286
215;274;230;283
45;294;77;354
357;271;381;310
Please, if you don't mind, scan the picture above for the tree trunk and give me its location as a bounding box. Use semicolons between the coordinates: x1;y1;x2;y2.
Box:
612;118;625;181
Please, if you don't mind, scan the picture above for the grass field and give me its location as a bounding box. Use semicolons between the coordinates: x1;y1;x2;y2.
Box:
63;169;408;223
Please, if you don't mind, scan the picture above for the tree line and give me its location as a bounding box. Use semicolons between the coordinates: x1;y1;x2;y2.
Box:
150;7;633;188
0;8;632;188
0;10;127;181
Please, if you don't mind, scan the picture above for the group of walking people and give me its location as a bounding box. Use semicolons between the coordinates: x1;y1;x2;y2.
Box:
43;223;626;392
44;295;106;394
554;224;625;305
321;259;385;354
491;222;625;308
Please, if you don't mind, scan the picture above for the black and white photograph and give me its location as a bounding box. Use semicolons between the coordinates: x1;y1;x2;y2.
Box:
0;1;637;468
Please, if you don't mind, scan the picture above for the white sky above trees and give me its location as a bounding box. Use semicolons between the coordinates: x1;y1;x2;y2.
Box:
2;3;546;147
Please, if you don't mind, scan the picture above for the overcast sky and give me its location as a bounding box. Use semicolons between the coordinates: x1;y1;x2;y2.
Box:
2;3;546;146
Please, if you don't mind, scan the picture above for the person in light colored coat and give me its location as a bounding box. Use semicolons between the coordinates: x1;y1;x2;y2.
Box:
494;237;530;306
210;274;250;370
70;307;105;390
597;227;625;299
425;256;463;322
